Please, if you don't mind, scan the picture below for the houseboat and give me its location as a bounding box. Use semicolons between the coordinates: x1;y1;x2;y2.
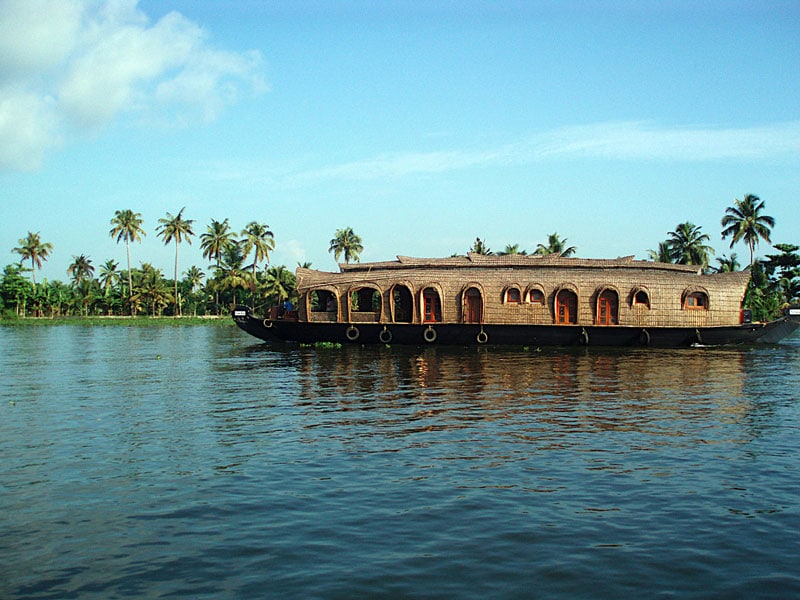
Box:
232;254;800;347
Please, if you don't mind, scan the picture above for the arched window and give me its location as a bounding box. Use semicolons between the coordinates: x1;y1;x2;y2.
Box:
349;286;382;322
309;289;339;321
632;289;650;308
528;288;545;305
351;287;380;312
311;289;337;312
684;291;709;310
505;287;521;304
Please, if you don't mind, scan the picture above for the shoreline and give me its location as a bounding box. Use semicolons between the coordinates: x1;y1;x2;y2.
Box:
0;315;232;327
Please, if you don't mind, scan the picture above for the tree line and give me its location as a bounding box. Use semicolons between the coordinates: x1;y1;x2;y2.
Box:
3;209;294;318
2;195;798;321
460;195;799;321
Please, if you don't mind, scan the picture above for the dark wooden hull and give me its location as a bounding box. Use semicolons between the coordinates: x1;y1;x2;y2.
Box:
232;306;800;348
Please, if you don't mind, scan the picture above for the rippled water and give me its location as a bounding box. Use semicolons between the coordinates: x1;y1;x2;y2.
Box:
2;325;799;599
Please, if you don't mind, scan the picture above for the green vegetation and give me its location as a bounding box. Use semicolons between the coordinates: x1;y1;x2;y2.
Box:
156;208;196;317
300;341;343;349
0;314;231;327
3;199;798;324
1;209;305;321
643;197;797;321
329;227;363;264
534;232;576;257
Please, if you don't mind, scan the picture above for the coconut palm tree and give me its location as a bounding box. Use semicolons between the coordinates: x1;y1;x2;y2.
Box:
469;237;492;255
329;227;363;264
498;243;527;256
67;255;96;315
214;243;253;305
721;194;775;266
156;208;195;316
714;253;741;273
109;209;146;311
67;254;95;285
647;241;674;263
535;232;576;257
241;221;275;276
98;259;119;293
263;265;297;306
183;265;205;291
201;219;236;272
200;218;236;313
132;263;172;316
667;222;714;270
13;231;53;284
182;265;205;317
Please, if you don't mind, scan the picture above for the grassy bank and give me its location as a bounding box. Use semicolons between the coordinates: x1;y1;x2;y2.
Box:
0;315;233;327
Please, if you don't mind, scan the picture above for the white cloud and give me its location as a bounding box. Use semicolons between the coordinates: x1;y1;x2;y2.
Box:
532;121;800;161
277;239;308;267
0;0;265;171
0;89;61;171
0;0;83;78
288;121;800;185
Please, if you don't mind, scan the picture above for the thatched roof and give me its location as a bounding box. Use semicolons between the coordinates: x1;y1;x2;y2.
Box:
297;255;708;293
336;254;701;273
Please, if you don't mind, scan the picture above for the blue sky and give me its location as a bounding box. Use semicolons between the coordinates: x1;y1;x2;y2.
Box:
2;0;799;282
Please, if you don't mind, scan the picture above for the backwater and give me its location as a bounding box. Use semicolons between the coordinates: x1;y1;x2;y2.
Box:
1;325;799;598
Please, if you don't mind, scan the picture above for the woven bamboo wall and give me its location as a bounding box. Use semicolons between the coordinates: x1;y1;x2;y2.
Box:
296;256;750;328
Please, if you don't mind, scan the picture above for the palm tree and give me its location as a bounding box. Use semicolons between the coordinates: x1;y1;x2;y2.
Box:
214;243;253;305
182;265;205;317
132;263;172;316
535;232;576;257
13;231;53;284
156;207;195;316
667;222;714;270
647;241;674;263
721;194;775;266
263;265;297;306
109;209;146;311
241;221;275;276
714;253;741;273
329;227;363;265
67;254;95;285
498;243;527;256
469;237;492;255
98;259;120;294
183;265;205;291
200;219;236;314
201;219;236;272
67;255;96;316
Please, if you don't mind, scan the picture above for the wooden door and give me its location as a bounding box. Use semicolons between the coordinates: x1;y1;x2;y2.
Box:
465;288;482;323
423;289;441;323
556;290;577;324
597;290;618;325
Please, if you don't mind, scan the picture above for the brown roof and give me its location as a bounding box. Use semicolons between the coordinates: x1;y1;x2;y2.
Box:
335;254;702;273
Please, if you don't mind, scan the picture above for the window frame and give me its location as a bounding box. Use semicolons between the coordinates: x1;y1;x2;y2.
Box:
684;291;709;310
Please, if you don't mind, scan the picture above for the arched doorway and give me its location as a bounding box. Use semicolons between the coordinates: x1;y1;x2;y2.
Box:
422;287;442;323
555;289;578;324
464;287;483;324
392;284;413;323
596;289;619;325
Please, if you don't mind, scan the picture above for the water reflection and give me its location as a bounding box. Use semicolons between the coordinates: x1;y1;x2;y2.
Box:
2;327;798;599
255;345;759;448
